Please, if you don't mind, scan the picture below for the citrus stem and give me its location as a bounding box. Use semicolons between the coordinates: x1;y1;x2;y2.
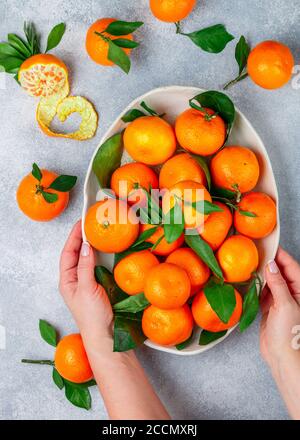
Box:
223;72;248;90
21;359;54;366
175;21;182;34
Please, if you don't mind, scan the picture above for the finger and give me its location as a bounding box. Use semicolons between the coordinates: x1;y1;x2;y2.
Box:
276;247;300;293
77;241;98;291
59;220;82;286
264;260;292;307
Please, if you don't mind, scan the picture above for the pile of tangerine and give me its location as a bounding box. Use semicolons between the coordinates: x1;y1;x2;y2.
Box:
84;106;277;347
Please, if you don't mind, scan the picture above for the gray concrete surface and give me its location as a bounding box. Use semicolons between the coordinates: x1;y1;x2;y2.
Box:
1;0;300;420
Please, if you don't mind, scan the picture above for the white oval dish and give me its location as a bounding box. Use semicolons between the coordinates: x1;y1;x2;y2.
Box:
82;86;280;356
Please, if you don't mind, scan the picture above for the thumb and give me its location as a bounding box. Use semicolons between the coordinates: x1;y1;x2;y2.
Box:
77;242;98;291
265;259;292;307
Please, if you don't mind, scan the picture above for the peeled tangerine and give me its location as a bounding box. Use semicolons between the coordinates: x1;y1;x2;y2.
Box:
19;53;97;140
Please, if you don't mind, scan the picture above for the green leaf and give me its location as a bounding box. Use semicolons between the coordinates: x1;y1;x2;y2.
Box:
64;381;91;410
191;200;223;215
191;154;211;190
186;24;234;54
211;186;236;199
121;108;146;122
132;226;158;247
238;209;257;218
113;293;149;314
48;175;77;192
105;20;144;36
176;332;194;350
52;368;64;390
114;242;153;266
7;34;32;58
0;56;23;73
190;90;235;138
45;23;66;53
185;235;223;280
199;329;227;345
235;35;250;75
39;319;57;347
140;101;159;116
204;279;236;324
32;163;42;181
92;132;123;188
113;315;146;352
113;38;139;48
108;40;131;73
239;280;259;332
0;42;26;59
41;191;58;203
24;22;40;55
94;266;127;305
163;203;184;244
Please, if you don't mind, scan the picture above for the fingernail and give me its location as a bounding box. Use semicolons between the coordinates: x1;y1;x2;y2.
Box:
267;260;279;274
81;242;90;257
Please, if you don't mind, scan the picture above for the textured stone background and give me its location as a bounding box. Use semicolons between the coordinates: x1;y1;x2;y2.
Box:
1;0;300;420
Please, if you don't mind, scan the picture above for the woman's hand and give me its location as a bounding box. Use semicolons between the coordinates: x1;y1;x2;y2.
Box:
260;246;300;419
59;220;113;351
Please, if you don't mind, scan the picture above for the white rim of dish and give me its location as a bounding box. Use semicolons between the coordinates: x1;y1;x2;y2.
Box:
82;85;280;356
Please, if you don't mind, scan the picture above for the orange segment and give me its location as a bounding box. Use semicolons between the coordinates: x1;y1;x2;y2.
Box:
19;54;68;98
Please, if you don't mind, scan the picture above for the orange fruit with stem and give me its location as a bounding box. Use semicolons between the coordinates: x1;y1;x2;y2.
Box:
192;289;242;332
17;167;71;222
114;250;159;295
110;162;158;204
84;198;139;253
54;334;93;384
124;116;176;165
18;53;68;98
166;248;210;295
217;235;259;283
140;224;184;256
142;304;194;346
247;40;294;89
144;262;191;308
234;192;277;239
159;153;206;189
175;108;226;156
86;18;134;66
162;180;212;229
200;201;232;250
149;0;196;22
210;146;260;194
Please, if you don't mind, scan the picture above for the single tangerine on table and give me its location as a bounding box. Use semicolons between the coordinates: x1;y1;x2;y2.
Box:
200;201;232;251
86;18;134;66
110;162;158;204
175;108;226;156
123;116;176;165
84;198;139;253
192;289;243;332
144;262;191;308
114;250;159;295
217;235;259;283
140;223;184;256
210;146;260;193
17;169;69;222
142;304;194;346
162;180;212;229
149;0;196;22
166;248;210;295
247;40;294;89
234;192;277;239
18;54;68;98
159;153;207;189
54;334;93;384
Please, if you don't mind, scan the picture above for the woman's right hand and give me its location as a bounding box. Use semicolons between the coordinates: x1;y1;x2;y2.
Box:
260;247;300;419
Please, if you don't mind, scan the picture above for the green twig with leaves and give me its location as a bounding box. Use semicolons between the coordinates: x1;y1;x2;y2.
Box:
95;20;143;73
223;35;250;90
0;22;66;79
31;163;77;204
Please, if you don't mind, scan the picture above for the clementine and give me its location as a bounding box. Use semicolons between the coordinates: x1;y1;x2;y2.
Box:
159;153;206;189
140;223;184;256
149;0;196;22
200;201;232;250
